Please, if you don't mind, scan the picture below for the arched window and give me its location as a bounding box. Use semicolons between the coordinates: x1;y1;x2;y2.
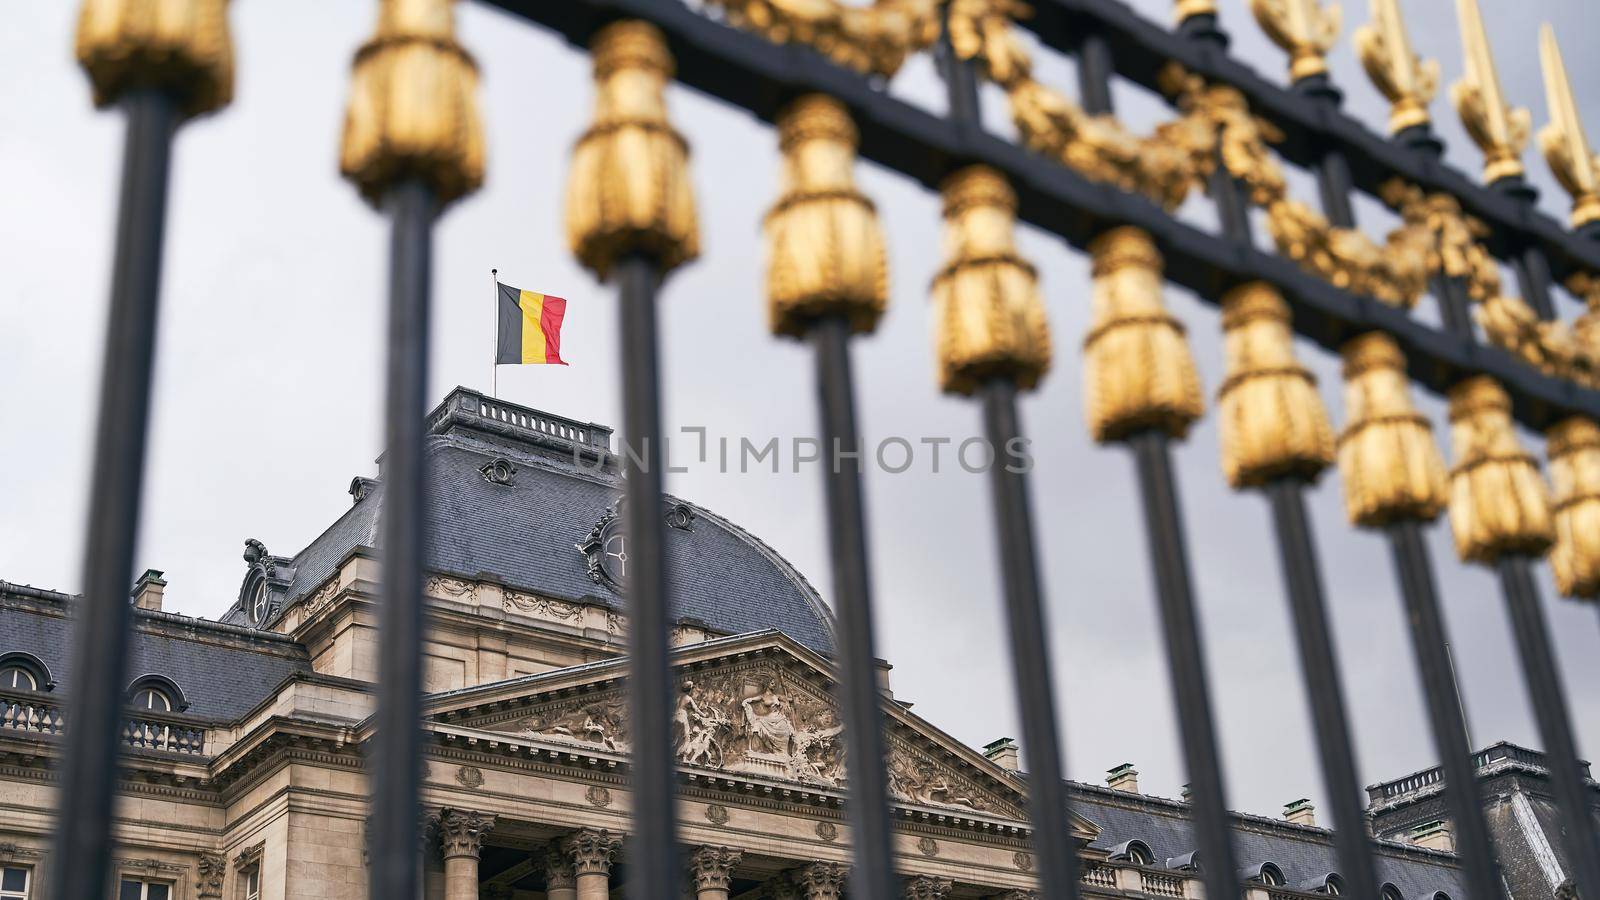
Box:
0;652;53;692
126;675;187;713
131;685;172;711
1109;840;1155;866
1258;864;1286;886
1381;883;1405;900
1322;874;1346;896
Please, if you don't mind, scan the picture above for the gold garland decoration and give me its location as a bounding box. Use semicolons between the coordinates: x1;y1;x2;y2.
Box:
703;0;940;78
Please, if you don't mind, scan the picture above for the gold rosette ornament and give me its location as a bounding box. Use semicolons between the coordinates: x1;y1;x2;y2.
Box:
565;21;699;281
763;95;888;338
339;0;485;208
1083;227;1204;443
1217;282;1335;488
1335;332;1447;527
76;0;233;118
1545;417;1600;599
1445;376;1553;564
930;166;1051;395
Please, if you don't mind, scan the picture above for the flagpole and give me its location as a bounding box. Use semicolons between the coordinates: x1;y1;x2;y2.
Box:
490;267;499;399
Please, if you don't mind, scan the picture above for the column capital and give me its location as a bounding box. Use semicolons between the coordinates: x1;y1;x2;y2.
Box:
993;891;1038;900
904;875;955;900
793;862;847;900
689;846;744;893
438;808;497;860
562;827;622;876
545;843;578;890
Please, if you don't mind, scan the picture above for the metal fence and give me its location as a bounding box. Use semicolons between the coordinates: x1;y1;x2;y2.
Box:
47;1;1600;900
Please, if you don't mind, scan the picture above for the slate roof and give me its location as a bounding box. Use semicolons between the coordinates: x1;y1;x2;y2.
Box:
1072;781;1466;899
265;388;836;654
0;582;310;722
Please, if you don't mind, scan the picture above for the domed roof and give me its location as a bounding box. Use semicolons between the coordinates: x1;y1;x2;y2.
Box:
270;388;835;654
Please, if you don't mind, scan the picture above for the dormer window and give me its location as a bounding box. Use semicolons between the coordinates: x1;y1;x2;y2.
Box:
126;676;186;713
131;686;172;712
249;579;271;626
0;653;52;692
0;665;37;692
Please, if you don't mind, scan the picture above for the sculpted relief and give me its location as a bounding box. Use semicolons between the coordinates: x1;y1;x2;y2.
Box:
483;661;1013;816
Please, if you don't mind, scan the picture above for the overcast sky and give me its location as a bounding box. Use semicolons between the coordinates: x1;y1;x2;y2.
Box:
4;0;1599;823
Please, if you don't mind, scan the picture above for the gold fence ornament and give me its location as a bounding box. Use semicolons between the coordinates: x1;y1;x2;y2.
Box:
1445;376;1554;564
1451;0;1530;184
76;0;233;118
1537;24;1600;229
1217;282;1335;488
339;0;485;208
763;94;888;338
1353;0;1437;135
1380;181;1501;301
565;20;700;281
1083;228;1204;443
1335;332;1447;526
1249;0;1341;84
1546;417;1600;599
1174;0;1219;22
702;0;939;78
930;166;1051;396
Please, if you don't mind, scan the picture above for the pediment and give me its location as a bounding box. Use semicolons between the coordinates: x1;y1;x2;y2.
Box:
425;630;1100;841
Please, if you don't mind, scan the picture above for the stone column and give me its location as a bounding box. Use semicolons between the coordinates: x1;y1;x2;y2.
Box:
793;863;846;900
688;847;743;900
563;828;621;900
439;808;496;900
903;876;954;900
545;842;578;900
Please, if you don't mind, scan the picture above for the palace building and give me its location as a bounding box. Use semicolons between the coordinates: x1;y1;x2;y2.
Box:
0;389;1587;900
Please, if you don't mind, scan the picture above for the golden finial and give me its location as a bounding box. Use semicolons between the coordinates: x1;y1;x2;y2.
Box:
1546;417;1600;599
1217;283;1335;488
764;95;888;338
1353;0;1438;135
1335;332;1448;526
76;0;233;118
1083;227;1204;443
565;21;699;280
1445;376;1553;564
1248;0;1342;84
930;166;1051;396
1174;0;1219;23
340;0;485;208
1450;0;1530;184
1538;25;1600;229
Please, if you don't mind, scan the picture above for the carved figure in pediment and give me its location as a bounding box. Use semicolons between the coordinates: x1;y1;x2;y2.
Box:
741;677;798;756
887;750;986;811
514;701;628;752
674;680;732;767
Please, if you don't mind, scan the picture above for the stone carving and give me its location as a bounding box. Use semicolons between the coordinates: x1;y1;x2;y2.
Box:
478;457;517;485
562;828;620;876
888;749;986;810
438;808;495;859
794;862;847;900
903;876;954;900
232;842;264;871
585;785;612;808
704;803;730;825
196;851;226;898
504;590;585;622
917;836;939;857
689;846;744;892
510;699;628;752
815;821;838;842
426;576;478;602
1013;851;1034;871
544;844;577;890
455;765;484;788
665;502;695;530
303;578;340;615
0;844;40;863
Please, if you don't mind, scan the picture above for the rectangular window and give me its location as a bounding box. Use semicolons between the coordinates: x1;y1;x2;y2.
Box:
1;866;30;900
244;869;260;900
118;879;171;900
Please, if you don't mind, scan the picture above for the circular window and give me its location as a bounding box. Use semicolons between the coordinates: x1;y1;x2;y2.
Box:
249;579;271;625
599;518;629;586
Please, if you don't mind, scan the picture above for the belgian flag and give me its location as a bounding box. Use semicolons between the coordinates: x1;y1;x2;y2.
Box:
496;281;568;365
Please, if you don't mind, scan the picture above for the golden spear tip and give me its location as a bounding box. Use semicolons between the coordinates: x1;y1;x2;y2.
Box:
1451;0;1529;183
1537;23;1600;228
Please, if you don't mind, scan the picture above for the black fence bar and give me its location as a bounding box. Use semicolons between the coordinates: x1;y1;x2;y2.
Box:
369;179;438;900
1384;522;1504;900
1494;177;1559;321
980;380;1082;900
484;0;1600;431
1262;481;1381;900
49;88;179;900
1495;558;1600;899
1127;431;1240;899
808;316;896;900
615;253;682;900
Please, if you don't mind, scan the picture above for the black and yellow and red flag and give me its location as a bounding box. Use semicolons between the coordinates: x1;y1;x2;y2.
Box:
496;281;568;365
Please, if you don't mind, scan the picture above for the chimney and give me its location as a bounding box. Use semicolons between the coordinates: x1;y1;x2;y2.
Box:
131;569;167;611
984;738;1021;773
1283;798;1316;826
1180;783;1193;803
1410;820;1455;852
1106;763;1140;793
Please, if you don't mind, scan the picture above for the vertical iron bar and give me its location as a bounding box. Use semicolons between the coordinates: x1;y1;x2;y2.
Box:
1431;275;1476;339
938;5;982;131
1262;480;1381;900
810;316;897;900
369;179;437;900
1075;33;1114;119
49;89;178;900
1127;431;1240;899
1495;557;1600;899
979;379;1081;900
1384;521;1503;900
1315;151;1357;230
1513;246;1556;320
1208;169;1255;246
616;253;681;900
